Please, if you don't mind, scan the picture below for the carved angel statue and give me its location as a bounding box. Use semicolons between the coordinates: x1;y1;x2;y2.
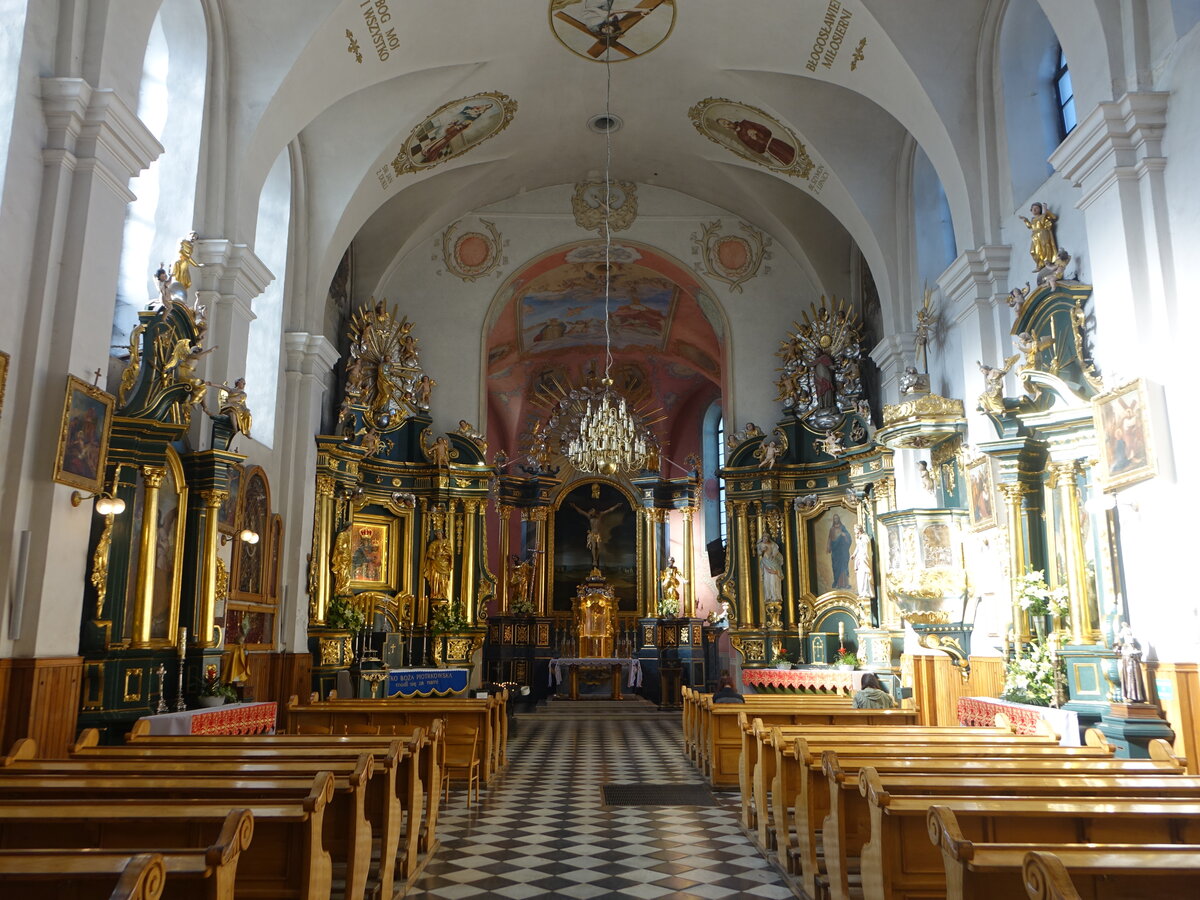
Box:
170;232;205;292
814;429;844;458
1036;249;1071;289
899;365;929;396
164;339;214;405
1019;202;1058;271
914;286;935;373
756;438;782;469
429;436;451;469
727;422;763;449
457;420;486;442
1005;282;1031;309
214;377;252;437
977;354;1020;413
917;460;935;494
794;493;819;513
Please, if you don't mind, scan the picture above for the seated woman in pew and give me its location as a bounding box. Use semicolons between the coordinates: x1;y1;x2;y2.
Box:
853;672;895;709
712;673;745;704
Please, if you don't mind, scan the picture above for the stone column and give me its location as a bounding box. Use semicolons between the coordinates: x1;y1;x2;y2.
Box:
497;504;513;612
1047;460;1102;645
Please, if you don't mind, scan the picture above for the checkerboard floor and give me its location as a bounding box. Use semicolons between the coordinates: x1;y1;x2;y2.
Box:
409;715;798;899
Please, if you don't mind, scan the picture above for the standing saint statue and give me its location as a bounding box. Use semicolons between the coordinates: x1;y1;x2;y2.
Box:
216;377;253;438
423;531;453;600
660;557;685;614
757;532;784;604
1113;620;1147;703
853;524;874;599
1019;202;1058;271
507;554;534;611
914;286;935;373
171;231;204;292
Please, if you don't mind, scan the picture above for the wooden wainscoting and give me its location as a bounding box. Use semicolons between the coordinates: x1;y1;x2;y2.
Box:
908;654;1005;726
1146;661;1199;774
1;656;83;758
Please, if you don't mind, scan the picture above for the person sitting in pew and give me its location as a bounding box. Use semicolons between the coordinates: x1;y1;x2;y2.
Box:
853;672;895;709
712;673;745;704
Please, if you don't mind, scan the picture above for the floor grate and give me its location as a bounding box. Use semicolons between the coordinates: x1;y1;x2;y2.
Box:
601;782;716;807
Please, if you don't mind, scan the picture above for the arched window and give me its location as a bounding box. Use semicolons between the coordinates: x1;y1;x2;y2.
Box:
912;143;957;286
0;0;29;200
702;400;727;552
1053;47;1077;138
244;146;292;448
112;1;208;348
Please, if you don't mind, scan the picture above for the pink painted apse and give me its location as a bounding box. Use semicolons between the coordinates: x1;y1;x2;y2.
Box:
486;241;723;473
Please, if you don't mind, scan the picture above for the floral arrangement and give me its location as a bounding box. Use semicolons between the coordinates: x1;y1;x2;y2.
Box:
659;595;680;617
1001;641;1061;707
771;647;794;665
508;597;536;617
430;600;469;634
836;648;859;668
1015;570;1070;619
200;663;238;700
325;596;367;632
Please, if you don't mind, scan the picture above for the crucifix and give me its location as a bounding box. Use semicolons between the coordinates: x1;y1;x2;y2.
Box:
554;0;667;60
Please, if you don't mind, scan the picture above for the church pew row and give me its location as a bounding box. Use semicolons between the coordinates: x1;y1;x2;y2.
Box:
0;791;332;900
0;851;166;900
705;699;919;789
744;713;1030;832
825;762;1200;900
68;726;440;894
923;808;1200;900
756;725;1087;881
0;808;249;900
0;768;372;900
1023;847;1200;900
796;742;1187;900
284;692;507;783
859;788;1200;900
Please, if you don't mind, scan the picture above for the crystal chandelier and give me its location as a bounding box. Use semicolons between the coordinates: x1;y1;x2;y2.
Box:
531;35;658;476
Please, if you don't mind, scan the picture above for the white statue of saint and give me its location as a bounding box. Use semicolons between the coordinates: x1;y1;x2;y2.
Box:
853;524;874;599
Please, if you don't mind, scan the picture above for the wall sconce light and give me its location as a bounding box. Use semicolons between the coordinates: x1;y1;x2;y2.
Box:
70;490;126;516
220;528;260;547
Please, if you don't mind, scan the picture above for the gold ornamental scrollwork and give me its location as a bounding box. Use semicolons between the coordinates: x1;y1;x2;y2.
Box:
331;529;352;597
886;566;966;602
882;394;965;428
91;514;115;620
315;475;335;497
215;556;229;604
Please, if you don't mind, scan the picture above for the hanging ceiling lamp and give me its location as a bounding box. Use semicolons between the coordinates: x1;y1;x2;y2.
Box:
532;33;660;476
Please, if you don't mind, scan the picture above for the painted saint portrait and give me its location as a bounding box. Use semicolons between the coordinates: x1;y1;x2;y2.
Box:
391;92;517;176
966;457;996;531
549;0;676;63
921;524;953;567
53;375;114;493
809;506;854;595
235;470;268;596
349;514;399;590
150;461;183;640
218;464;243;534
689;98;815;179
1094;379;1156;491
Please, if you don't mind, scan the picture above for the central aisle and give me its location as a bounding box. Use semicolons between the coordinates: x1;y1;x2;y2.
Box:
410;712;797;898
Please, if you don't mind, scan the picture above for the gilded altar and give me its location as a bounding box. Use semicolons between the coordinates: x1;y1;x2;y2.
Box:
574;576;617;658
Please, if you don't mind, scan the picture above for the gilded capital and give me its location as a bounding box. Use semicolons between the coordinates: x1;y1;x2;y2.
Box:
141;466;167;489
199;489;228;508
315;474;336;497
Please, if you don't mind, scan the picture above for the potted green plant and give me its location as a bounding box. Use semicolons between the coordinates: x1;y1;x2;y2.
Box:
197;664;238;707
836;648;859;671
508;596;536;617
772;648;794;670
326;596;367;632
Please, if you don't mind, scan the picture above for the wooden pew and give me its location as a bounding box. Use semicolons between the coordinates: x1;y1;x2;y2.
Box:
0;851;166;900
0;807;249;900
0;788;332;900
856;780;1200;900
802;742;1185;900
284;692;506;781
775;731;1117;898
923;806;1200;899
1022;847;1200;900
755;722;1057;861
69;728;433;893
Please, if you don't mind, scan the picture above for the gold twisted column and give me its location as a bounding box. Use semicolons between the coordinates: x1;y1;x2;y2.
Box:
197;489;226;647
309;475;335;624
998;481;1034;644
731;501;753;626
131;466;166;647
462;500;479;624
681;506;696;618
1048;461;1101;644
528;507;549;615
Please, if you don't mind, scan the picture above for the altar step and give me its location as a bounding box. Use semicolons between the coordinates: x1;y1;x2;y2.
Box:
516;695;672;719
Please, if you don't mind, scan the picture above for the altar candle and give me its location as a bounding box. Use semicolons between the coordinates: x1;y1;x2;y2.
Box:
177;627;188;657
838;621;845;641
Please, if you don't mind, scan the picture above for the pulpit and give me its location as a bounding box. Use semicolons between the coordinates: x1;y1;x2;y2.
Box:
574;574;617;658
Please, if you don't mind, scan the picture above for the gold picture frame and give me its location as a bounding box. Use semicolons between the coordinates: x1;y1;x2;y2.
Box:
0;350;9;423
52;374;115;493
1094;378;1157;491
965;456;997;531
350;513;400;591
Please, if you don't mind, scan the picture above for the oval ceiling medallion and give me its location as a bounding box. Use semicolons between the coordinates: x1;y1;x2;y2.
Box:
391;92;517;177
688;97;815;179
549;0;677;63
440;220;505;283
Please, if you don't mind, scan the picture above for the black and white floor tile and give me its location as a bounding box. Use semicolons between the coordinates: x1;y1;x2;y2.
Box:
409;712;797;899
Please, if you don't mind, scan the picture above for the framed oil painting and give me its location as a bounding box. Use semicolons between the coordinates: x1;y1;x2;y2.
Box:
965;456;997;531
1094;378;1156;491
804;504;856;596
350;513;400;591
218;463;243;534
552;481;638;613
52;374;115;493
